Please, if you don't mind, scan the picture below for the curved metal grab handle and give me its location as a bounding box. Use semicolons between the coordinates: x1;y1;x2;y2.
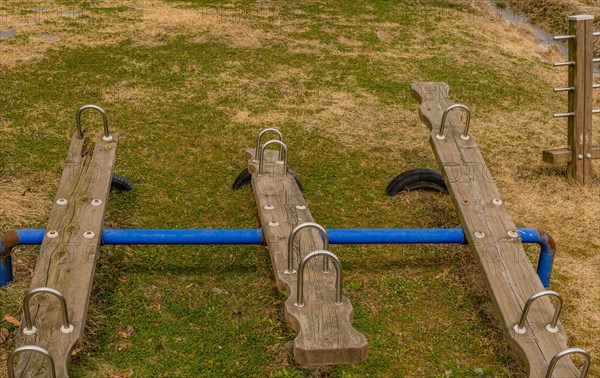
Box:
513;290;562;334
8;345;56;378
22;287;73;335
437;104;471;140
295;250;342;307
76;104;111;140
286;222;329;274
254;128;283;162
258;140;288;177
545;348;590;378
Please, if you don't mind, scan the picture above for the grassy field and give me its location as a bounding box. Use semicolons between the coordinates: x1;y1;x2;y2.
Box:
1;0;599;377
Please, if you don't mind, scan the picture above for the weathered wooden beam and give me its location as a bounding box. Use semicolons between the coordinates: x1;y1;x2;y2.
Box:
567;15;595;184
247;147;368;365
542;145;600;164
14;131;118;377
412;82;581;377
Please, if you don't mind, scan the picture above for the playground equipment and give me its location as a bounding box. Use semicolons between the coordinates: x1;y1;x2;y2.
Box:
543;15;600;184
0;90;592;376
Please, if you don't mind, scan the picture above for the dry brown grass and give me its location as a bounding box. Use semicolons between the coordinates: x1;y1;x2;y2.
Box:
0;180;48;230
0;0;272;68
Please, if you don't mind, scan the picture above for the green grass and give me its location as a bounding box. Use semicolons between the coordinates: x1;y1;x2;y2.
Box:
1;0;583;376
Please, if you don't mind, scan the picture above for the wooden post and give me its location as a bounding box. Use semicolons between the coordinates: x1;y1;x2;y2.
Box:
543;15;598;184
568;15;593;183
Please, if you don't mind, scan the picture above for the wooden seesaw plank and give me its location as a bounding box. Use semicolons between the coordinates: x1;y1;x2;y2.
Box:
14;131;118;377
246;148;368;365
411;82;580;377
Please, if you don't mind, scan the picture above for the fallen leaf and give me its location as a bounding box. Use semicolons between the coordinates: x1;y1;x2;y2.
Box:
3;314;20;327
125;325;135;336
0;328;9;343
118;331;128;338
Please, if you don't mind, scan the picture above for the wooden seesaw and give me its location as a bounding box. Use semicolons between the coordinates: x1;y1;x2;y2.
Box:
1;86;592;376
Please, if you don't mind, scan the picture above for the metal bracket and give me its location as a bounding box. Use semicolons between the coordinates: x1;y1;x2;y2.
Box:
76;104;111;141
545;348;590;378
8;345;56;378
285;222;329;274
22;287;74;335
513;290;562;334
258;140;288;177
295;249;342;307
254;128;283;162
437;104;471;140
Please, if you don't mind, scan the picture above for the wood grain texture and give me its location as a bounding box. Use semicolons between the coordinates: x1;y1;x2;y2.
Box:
567;16;594;184
411;82;580;377
14;132;118;377
247;148;368;365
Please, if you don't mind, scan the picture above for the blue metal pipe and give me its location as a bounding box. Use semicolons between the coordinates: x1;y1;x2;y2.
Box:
1;228;554;287
0;255;12;287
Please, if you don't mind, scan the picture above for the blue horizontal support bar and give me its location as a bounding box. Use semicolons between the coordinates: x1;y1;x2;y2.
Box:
1;228;554;287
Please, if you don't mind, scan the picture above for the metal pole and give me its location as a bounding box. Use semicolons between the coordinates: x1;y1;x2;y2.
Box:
1;228;555;287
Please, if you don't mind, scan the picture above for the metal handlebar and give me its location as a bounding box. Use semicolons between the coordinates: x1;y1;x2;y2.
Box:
437;104;471;140
258;140;288;177
286;222;329;274
254;128;283;162
545;348;590;378
295;250;342;307
513;290;562;334
8;345;56;378
22;287;73;335
76;104;111;141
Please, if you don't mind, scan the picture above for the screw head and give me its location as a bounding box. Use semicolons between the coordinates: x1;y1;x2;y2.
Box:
47;230;59;239
507;230;519;238
91;199;103;206
585;153;592;159
268;221;279;227
83;231;95;239
263;205;275;210
578;154;584;160
474;230;485;239
492;198;503;206
295;205;306;210
56;198;68;206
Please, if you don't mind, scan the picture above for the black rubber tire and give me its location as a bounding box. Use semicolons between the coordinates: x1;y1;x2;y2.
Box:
232;167;304;192
232;168;251;190
386;168;447;196
111;173;135;191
